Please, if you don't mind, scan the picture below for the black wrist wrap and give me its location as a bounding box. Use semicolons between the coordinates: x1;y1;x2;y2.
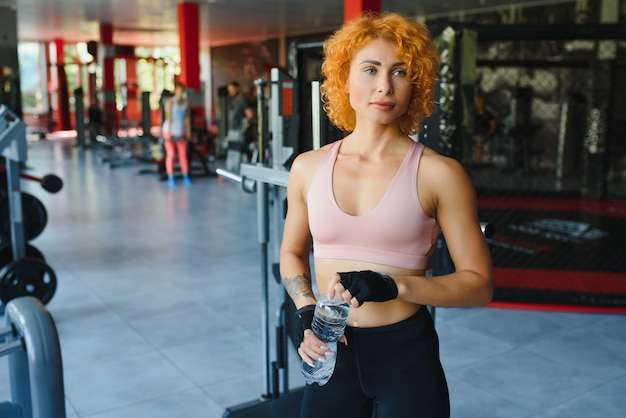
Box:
294;304;316;345
338;270;398;306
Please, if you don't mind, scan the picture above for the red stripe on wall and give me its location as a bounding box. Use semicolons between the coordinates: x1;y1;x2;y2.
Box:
494;267;626;293
478;196;626;219
488;301;626;314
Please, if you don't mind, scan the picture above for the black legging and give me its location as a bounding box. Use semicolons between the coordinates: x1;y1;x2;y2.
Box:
300;307;450;418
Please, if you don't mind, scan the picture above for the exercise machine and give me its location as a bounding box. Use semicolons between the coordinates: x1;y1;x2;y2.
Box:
219;68;304;417
0;296;66;418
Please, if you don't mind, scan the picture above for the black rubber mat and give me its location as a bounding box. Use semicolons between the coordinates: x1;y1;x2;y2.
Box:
478;196;626;308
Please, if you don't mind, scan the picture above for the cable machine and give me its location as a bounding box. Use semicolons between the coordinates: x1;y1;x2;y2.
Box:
219;67;304;417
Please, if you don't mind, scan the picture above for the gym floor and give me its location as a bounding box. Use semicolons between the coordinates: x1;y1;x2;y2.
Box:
1;137;625;417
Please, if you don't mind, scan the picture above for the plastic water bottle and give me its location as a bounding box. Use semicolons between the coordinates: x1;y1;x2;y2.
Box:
301;295;350;386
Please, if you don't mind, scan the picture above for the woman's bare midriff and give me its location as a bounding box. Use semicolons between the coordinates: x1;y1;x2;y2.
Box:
314;258;424;328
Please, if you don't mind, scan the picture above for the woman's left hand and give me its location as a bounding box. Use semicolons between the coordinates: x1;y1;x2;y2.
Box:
328;271;398;308
327;273;359;308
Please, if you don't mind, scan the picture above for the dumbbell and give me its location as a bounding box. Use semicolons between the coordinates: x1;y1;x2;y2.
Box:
0;168;63;193
19;172;63;193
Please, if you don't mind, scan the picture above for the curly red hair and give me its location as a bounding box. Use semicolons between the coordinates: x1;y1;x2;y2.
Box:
320;12;440;135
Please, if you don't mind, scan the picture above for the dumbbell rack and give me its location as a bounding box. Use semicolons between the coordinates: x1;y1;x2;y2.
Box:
0;104;58;312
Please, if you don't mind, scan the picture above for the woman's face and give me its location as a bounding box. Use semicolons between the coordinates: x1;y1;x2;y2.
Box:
175;85;185;98
346;38;412;127
227;84;239;96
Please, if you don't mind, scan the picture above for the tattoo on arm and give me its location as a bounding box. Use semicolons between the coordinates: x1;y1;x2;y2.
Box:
283;273;314;301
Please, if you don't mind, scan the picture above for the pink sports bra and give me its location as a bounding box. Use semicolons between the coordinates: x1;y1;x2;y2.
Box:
307;140;439;270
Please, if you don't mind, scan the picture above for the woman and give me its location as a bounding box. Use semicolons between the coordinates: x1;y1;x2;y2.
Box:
162;81;192;186
279;12;493;418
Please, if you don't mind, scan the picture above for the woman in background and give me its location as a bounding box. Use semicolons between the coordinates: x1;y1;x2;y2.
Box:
162;81;192;186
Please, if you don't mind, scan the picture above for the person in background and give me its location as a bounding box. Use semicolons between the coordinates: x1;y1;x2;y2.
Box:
226;81;248;143
87;97;104;143
243;84;258;162
473;90;497;165
279;12;493;418
162;81;192;187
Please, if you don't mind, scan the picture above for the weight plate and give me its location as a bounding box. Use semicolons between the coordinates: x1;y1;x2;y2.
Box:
0;257;57;305
0;243;45;268
0;192;48;242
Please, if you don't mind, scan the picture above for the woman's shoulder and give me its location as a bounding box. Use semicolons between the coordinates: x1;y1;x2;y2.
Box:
418;145;475;202
289;141;337;184
420;145;464;173
292;141;337;169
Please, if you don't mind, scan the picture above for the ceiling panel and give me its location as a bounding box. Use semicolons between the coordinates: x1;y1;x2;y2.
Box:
0;0;577;47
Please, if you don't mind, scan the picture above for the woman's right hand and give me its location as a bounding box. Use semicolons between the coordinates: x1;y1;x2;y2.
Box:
298;329;331;367
296;304;329;366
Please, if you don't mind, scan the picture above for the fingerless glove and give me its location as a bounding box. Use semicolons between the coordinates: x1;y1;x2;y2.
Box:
294;304;316;345
338;270;398;306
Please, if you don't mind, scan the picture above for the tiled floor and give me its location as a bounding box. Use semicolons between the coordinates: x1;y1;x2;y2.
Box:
1;137;625;417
